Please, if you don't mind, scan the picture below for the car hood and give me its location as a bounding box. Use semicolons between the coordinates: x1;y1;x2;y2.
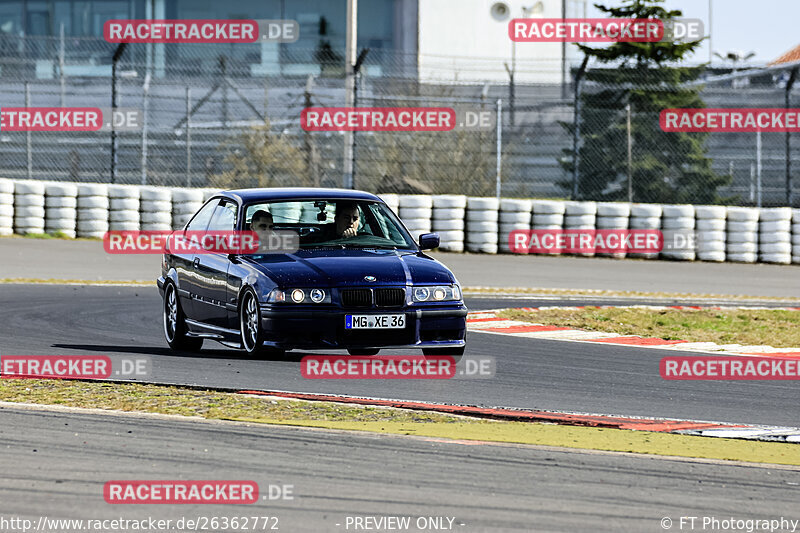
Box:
245;249;456;287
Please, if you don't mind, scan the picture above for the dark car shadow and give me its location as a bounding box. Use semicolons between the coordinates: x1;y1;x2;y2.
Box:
51;343;311;363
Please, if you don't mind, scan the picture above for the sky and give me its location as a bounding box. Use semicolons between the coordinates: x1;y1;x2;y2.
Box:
589;0;800;65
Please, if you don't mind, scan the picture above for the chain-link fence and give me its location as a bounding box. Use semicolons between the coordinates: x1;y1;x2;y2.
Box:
1;35;800;205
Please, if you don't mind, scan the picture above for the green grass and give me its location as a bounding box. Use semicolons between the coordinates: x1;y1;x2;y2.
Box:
498;307;800;348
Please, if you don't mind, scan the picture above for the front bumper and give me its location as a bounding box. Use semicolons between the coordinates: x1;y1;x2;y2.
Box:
259;305;468;349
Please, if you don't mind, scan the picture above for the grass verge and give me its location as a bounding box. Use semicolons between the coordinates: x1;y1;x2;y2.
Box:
497;307;800;348
1;379;798;466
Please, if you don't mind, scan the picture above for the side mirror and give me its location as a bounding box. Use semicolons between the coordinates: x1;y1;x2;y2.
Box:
418;233;440;250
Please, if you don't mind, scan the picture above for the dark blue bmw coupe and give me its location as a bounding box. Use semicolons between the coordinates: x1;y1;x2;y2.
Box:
157;188;467;356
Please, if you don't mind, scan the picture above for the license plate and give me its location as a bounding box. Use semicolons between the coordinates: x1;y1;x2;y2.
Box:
345;314;405;329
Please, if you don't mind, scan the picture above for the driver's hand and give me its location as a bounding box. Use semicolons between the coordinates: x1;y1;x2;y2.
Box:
342;227;358;238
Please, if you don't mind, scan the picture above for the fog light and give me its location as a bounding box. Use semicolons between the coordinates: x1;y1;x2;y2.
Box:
291;289;305;303
309;288;325;303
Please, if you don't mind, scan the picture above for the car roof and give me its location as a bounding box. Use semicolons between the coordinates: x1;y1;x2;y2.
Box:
217;187;383;204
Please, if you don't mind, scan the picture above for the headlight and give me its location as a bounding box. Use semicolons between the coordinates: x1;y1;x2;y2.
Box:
267;288;330;304
412;285;461;302
309;288;325;303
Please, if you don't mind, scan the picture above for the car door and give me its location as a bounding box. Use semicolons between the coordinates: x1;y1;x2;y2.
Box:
173;199;218;320
191;199;238;328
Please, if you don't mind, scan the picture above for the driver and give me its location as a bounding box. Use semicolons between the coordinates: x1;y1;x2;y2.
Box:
334;201;360;238
250;210;275;250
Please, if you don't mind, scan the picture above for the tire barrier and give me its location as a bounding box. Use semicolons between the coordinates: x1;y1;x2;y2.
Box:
1;177;798;268
108;185;141;231
793;209;800;265
466;197;499;254
660;204;695;261
399;195;433;240
13;180;45;235
595;202;631;258
432;195;466;252
498;198;531;254
76;183;109;238
694;205;728;263
0;179;14;236
171;187;204;230
45;182;78;238
140;186;173;232
564;201;597;257
759;207;793;264
530;200;566;256
726;207;759;263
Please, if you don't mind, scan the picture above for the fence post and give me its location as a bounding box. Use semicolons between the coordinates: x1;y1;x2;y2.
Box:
496;98;502;200
186;87;192;188
140;74;150;185
626;102;633;202
756;130;762;207
25;82;32;179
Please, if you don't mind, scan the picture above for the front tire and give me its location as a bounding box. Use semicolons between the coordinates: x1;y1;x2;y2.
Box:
163;282;203;351
239;288;285;358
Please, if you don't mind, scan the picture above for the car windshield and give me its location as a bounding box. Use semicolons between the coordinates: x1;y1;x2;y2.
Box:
243;199;417;250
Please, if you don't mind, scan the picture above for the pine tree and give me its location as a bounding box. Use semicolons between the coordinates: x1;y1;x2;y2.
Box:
561;0;730;203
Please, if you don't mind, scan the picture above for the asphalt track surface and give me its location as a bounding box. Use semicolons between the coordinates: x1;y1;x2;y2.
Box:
2;237;800;297
1;404;799;533
0;284;797;428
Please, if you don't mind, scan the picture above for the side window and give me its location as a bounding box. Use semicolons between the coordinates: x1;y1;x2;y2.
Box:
207;201;237;231
185;200;218;231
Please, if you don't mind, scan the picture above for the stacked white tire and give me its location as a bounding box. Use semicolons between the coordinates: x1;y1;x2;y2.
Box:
694;205;727;262
76;183;109;238
660;205;695;260
44;183;78;238
139;187;173;231
793;209;800;265
595;202;631;258
432;195;466;252
108;185;140;231
498;199;532;253
0;179;14;236
377;193;400;214
466;197;499;254
202;188;222;203
564;201;596;257
13;181;45;235
628;204;661;259
399;195;433;239
725;207;759;263
759;207;792;264
531;200;566;255
171;188;204;229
